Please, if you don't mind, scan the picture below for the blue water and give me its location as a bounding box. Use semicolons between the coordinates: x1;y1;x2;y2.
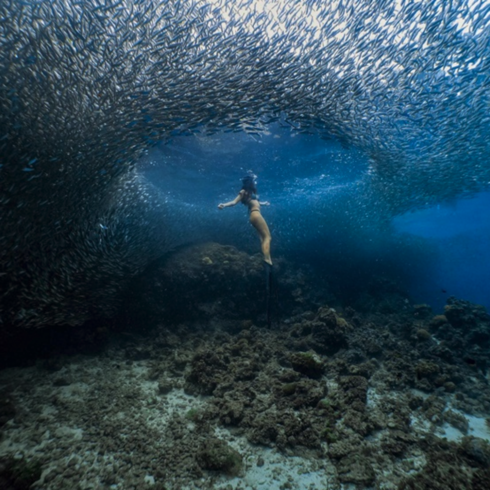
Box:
139;125;490;313
395;192;490;312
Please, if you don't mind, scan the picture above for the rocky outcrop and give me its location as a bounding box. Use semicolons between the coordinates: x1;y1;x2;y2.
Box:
120;242;318;327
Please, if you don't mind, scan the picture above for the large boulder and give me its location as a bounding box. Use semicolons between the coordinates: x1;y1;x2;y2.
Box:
120;242;308;327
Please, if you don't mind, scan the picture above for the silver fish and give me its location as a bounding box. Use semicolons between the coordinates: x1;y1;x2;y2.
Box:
0;0;489;328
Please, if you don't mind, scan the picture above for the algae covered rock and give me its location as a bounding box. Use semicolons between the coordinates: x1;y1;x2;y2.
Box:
185;350;229;396
338;375;368;405
196;438;243;476
415;360;440;380
443;297;489;329
120;242;308;326
311;307;351;354
144;242;264;322
336;453;375;486
275;379;326;409
428;298;490;372
416;328;431;341
460;436;490;466
380;429;416;456
290;306;350;355
430;314;449;330
413;304;433;319
289;351;325;379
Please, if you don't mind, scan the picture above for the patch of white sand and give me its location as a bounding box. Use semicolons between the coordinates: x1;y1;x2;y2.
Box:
440;411;490;442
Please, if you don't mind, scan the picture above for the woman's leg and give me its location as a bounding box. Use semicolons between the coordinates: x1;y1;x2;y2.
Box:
250;212;272;265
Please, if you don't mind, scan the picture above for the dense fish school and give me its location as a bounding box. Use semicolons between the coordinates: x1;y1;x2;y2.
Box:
1;0;489;329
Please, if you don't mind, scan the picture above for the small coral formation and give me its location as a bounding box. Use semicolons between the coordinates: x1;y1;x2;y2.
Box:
415;328;431;341
288;306;350;355
289;352;325;378
413;303;433;319
336;453;375;486
185;350;230;396
415;360;440;380
196;438;243;476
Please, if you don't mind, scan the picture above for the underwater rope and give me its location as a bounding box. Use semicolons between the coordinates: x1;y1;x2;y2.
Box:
265;262;273;327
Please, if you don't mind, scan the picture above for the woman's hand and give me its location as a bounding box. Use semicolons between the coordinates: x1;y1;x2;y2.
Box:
260;201;270;206
218;203;225;209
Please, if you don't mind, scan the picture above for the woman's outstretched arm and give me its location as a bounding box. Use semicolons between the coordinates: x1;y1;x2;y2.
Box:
218;192;243;209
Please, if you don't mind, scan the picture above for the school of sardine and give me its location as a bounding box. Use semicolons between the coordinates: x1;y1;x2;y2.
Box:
0;0;489;328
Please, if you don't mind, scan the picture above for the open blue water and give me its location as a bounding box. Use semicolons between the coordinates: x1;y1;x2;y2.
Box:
394;191;490;311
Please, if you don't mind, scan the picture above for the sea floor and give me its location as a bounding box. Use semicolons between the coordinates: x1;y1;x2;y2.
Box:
0;344;334;490
1;295;490;490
